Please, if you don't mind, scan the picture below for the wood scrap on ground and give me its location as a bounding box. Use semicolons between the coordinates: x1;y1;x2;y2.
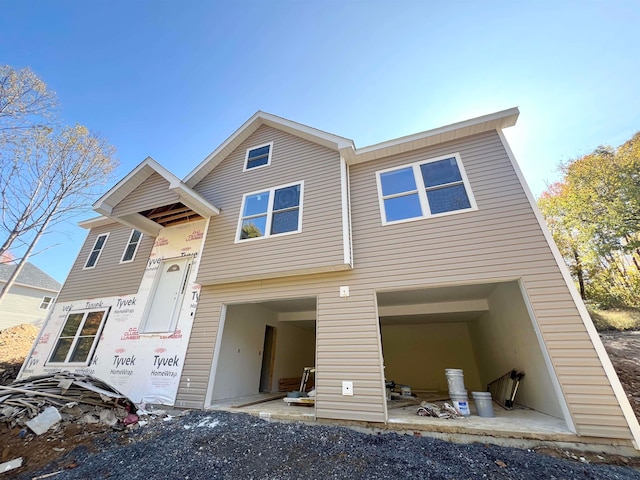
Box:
0;372;136;432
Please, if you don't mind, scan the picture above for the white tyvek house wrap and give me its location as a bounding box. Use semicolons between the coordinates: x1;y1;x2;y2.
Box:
20;220;207;405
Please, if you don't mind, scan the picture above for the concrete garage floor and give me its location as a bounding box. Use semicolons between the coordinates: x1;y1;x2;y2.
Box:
208;394;638;455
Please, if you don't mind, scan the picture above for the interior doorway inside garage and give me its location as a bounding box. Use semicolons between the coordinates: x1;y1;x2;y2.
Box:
209;297;316;404
377;281;568;426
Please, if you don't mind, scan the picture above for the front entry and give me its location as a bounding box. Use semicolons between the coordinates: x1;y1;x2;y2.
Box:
140;256;192;333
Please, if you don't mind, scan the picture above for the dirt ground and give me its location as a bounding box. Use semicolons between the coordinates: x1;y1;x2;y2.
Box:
1;325;640;477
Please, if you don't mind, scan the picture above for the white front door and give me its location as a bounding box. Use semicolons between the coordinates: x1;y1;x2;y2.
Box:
141;256;192;333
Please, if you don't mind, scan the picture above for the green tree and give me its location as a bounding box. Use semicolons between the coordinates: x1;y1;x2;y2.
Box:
538;134;640;307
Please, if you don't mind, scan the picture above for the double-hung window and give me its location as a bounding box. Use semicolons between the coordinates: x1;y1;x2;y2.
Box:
49;308;109;364
121;230;143;263
244;142;273;171
376;153;476;224
237;182;303;241
84;233;109;269
39;296;54;309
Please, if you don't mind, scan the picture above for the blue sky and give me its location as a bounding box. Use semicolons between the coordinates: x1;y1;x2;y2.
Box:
1;1;639;283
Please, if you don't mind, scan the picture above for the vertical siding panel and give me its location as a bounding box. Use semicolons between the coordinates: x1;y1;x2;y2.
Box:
175;287;221;408
315;289;386;422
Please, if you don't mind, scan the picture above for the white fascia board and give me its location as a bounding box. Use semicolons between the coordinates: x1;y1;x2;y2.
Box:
498;129;640;449
78;216;117;229
349;107;520;165
183;111;355;188
169;184;221;217
93;157;161;213
117;213;163;237
1;281;60;294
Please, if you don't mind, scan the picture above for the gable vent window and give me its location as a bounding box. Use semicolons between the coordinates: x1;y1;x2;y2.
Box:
244;142;273;171
84;233;109;269
121;229;143;263
236;181;303;241
376;153;477;224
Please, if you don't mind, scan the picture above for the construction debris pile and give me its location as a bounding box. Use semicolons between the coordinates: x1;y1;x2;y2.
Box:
0;372;137;433
416;401;464;419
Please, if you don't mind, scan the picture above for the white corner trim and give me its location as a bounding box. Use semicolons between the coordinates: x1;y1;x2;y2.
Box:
340;157;353;267
204;303;227;407
498;129;640;448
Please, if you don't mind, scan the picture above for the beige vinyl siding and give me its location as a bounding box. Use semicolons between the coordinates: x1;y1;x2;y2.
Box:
193;125;346;285
111;172;180;217
0;284;57;330
178;129;633;440
57;223;154;302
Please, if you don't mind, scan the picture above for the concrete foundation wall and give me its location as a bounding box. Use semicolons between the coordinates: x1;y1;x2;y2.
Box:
381;322;482;392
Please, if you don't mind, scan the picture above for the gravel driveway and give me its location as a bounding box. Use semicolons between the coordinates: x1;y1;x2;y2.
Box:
15;410;640;480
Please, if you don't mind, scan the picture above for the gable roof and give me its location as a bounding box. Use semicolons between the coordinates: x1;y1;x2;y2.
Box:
92;157;220;236
0;262;61;292
183;108;519;187
184;111;355;187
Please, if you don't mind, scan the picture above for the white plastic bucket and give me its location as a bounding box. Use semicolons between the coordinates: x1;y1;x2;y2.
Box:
445;368;466;394
449;392;471;416
472;391;495;418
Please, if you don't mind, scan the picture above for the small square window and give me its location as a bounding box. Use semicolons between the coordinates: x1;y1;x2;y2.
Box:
237;182;303;241
376;153;476;225
39;296;55;309
244;142;273;171
121;230;143;263
84;233;109;269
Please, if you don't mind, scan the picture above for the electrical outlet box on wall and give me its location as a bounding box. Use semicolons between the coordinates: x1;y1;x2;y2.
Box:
342;381;353;396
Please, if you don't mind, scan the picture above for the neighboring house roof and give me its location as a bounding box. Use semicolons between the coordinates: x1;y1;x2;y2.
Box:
183;108;519;187
0;262;61;292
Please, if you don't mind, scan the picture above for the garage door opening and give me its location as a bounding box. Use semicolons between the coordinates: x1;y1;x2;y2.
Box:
377;281;570;428
209;297;316;404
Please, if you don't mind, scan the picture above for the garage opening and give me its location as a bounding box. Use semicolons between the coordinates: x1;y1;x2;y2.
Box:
377;281;568;426
209;297;316;403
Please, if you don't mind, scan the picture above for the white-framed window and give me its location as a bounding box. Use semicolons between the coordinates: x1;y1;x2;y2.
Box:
48;308;109;364
120;229;143;263
236;181;304;241
376;153;477;225
39;296;55;309
84;233;109;269
243;142;273;171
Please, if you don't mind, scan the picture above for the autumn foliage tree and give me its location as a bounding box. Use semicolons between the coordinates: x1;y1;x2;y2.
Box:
0;66;118;303
538;134;640;307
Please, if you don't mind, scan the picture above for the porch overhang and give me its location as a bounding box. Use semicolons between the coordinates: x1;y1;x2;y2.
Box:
91;157;220;235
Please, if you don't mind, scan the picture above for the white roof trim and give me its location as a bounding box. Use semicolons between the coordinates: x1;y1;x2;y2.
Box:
93;157;220;221
78;216;116;230
184;111;354;187
344;107;520;165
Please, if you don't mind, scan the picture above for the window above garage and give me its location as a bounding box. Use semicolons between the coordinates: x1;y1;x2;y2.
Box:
376;153;477;225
